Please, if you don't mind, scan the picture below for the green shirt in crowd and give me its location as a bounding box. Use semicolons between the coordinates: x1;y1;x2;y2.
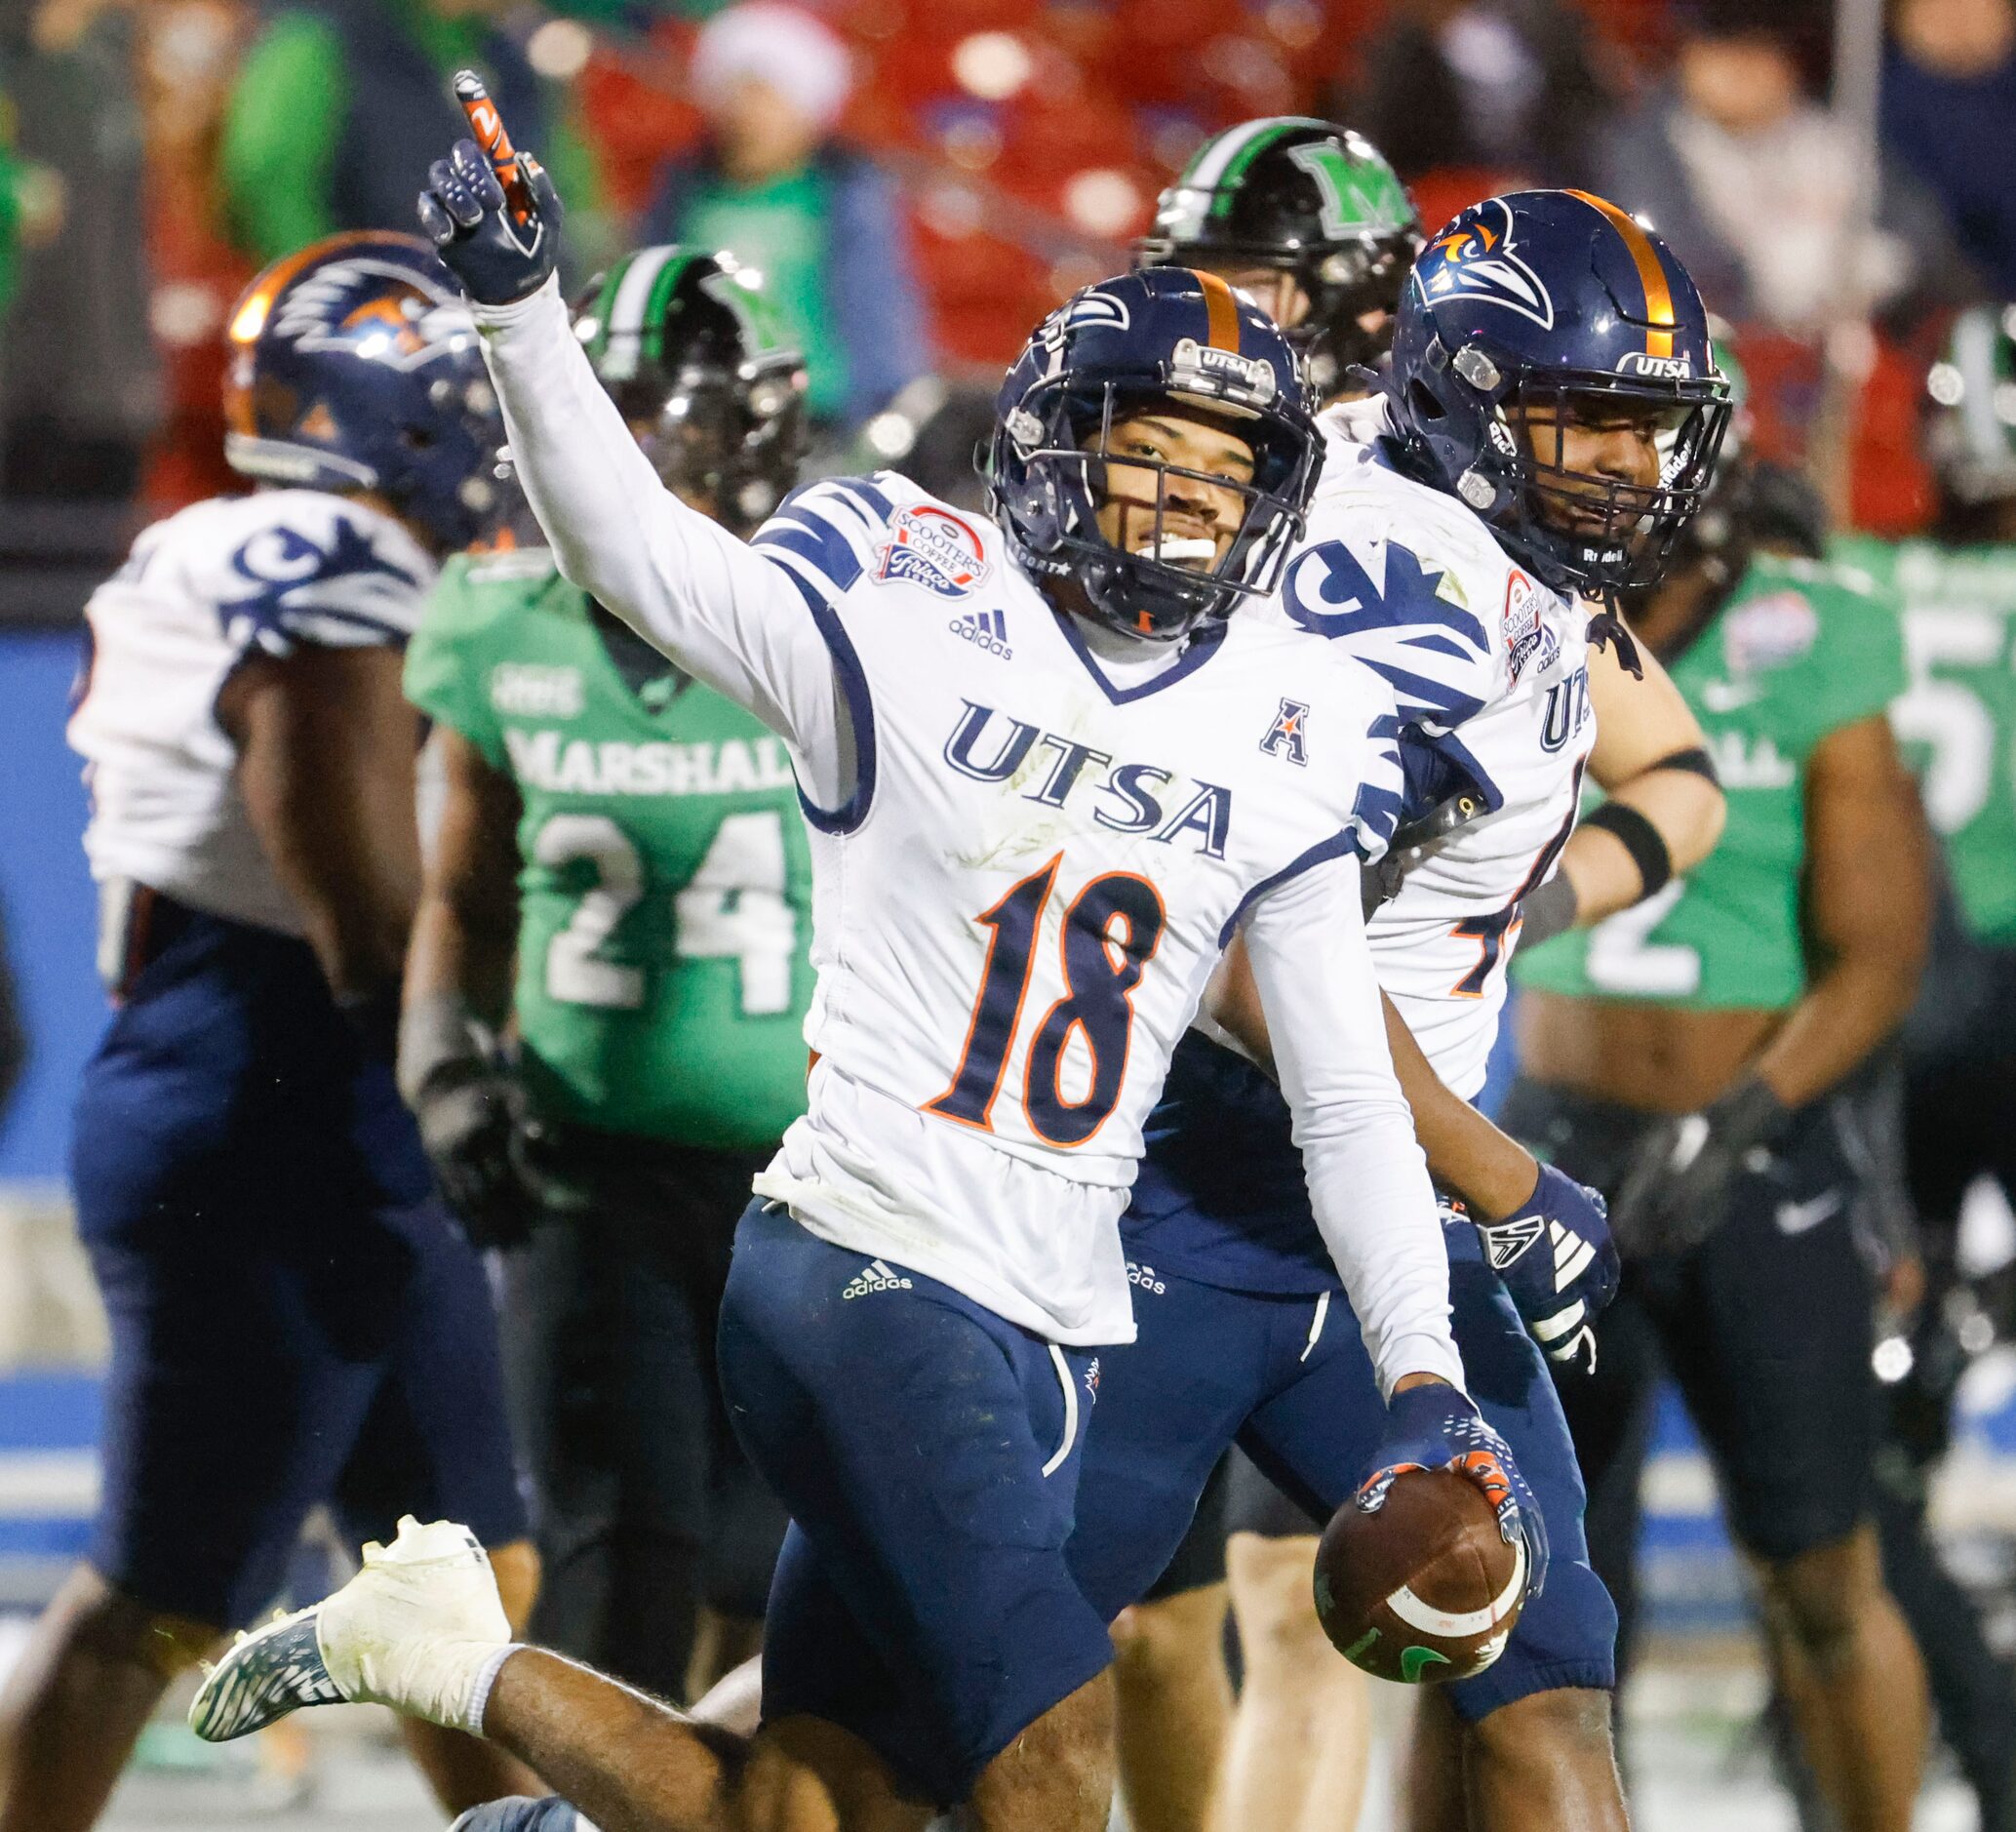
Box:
1515;550;1908;1010
217;4;600;266
1835;534;2016;947
405;548;814;1151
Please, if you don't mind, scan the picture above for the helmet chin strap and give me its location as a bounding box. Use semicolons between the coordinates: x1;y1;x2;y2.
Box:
1585;605;1642;680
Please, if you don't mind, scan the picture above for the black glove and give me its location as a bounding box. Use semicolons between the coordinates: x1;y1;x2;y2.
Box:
410;1056;544;1249
417;138;563;306
400;997;543;1248
1607;1074;1792;1257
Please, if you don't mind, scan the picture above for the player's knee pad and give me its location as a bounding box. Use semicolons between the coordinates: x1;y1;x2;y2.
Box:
450;1798;588;1832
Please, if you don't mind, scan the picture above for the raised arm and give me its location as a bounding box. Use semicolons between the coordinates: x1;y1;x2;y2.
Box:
471;282;850;810
416;132;853;812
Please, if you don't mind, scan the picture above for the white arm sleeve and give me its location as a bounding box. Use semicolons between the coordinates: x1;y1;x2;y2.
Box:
470;279;851;809
1244;850;1463;1398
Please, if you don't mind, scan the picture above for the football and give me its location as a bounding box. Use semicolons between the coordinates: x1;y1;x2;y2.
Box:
1314;1468;1528;1684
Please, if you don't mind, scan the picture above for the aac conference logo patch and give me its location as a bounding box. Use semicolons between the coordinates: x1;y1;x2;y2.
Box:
879;505;990;600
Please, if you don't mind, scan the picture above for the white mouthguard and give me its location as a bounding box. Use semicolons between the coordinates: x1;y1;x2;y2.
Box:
1136;535;1218;567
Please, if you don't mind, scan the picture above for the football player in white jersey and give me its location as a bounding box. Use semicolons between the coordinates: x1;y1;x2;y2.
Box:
187;100;1549;1832
1064;136;1735;1832
1;234;538;1832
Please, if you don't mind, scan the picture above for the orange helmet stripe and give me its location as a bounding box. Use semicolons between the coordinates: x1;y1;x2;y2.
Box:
1564;190;1676;360
1195;268;1243;352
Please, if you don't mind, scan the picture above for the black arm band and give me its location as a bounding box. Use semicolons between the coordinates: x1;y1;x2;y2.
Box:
1647;744;1720;787
1583;801;1673;898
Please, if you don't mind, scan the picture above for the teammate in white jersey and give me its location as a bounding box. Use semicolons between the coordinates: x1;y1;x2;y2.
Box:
1065;133;1734;1832
1;233;537;1832
188;101;1546;1832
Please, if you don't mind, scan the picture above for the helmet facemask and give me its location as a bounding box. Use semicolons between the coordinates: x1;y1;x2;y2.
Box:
997;373;1318;642
1400;337;1730;599
618;355;808;538
1496;378;1731;596
1290;231;1422;396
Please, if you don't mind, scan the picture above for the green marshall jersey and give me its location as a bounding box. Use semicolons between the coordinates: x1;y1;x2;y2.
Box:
1833;534;2016;945
1515;552;1907;1010
406;548;813;1149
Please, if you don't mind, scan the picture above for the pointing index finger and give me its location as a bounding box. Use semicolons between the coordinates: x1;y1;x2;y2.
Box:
453;68;533;226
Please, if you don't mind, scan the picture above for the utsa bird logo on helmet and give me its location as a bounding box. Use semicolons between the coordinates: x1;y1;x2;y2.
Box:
224;231;504;552
1419;201;1555;330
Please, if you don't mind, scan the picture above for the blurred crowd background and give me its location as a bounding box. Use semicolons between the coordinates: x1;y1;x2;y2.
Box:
5;0;2016;571
3;0;2016;1817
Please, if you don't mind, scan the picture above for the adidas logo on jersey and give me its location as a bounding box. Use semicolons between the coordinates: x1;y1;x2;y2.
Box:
1547;1219;1598;1293
842;1258;915;1299
950;607;1011;658
1126;1260;1166;1294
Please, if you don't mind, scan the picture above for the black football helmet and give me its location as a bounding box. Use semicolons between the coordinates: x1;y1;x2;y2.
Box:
573;246;809;536
1138;117;1422;398
1925;302;2016;510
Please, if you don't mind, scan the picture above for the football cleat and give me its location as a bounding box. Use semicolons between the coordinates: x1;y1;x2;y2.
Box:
189;1604;343;1741
191;1516;512;1741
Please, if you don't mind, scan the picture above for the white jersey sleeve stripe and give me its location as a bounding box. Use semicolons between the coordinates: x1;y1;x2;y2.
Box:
762;477;891;567
823;473;900;527
1361;656;1488;729
1401;630;1483;662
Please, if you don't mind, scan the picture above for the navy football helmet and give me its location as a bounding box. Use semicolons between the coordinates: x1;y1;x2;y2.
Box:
223;231;504;553
990;267;1322;642
1388;190;1730;598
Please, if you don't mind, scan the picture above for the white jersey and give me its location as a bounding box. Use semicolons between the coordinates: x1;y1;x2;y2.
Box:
69;490;435;938
1261;405;1595;1099
473;277;1461;1391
